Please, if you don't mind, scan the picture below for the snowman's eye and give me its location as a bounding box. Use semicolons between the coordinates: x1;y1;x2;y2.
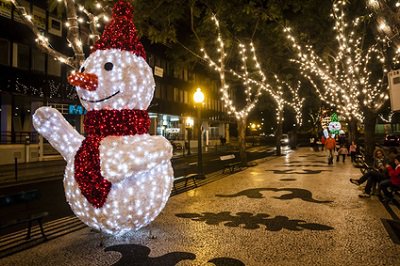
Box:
80;67;85;73
104;62;114;71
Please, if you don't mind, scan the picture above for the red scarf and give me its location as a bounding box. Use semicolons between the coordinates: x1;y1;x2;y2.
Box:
74;109;150;208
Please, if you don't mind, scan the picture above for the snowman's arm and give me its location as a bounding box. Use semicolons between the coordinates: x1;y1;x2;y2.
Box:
100;135;172;183
33;107;84;161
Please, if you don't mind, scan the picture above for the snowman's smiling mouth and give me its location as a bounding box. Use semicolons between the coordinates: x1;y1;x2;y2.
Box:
80;90;120;103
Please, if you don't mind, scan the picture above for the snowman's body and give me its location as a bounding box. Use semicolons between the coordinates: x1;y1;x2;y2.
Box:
64;134;173;235
33;46;174;234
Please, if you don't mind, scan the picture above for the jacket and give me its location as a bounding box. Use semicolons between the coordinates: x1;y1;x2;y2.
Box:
325;137;336;150
386;164;400;186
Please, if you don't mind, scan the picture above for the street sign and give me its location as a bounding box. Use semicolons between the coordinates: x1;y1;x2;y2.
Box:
388;70;400;111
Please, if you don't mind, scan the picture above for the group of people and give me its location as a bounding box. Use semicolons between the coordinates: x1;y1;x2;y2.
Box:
349;147;400;202
313;132;400;202
322;133;357;165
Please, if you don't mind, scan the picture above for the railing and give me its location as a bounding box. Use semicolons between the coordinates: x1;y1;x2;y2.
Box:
0;131;39;144
165;133;222;141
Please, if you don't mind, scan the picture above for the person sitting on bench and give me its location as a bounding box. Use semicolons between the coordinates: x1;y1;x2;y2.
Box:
380;155;400;202
350;148;388;198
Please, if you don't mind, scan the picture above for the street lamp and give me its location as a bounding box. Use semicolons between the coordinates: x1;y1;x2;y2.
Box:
185;117;194;155
194;88;205;179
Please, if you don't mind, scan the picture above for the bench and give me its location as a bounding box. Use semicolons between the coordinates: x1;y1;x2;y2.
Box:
173;173;198;191
220;154;242;174
389;186;400;201
0;190;48;240
172;163;198;192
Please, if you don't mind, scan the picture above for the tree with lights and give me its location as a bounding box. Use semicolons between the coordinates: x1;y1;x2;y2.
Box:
366;0;400;62
200;16;263;164
267;74;305;153
284;0;390;157
229;42;305;155
287;81;305;127
133;0;323;157
200;15;307;156
280;78;305;149
10;0;113;69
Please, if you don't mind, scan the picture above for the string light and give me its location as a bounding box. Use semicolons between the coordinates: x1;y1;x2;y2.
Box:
366;0;400;63
230;42;286;124
200;15;262;120
230;42;304;127
32;0;173;235
201;17;304;129
9;0;113;68
278;79;305;126
284;0;389;122
379;111;394;123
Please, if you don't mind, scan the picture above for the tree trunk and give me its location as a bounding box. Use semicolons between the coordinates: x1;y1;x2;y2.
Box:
348;118;358;142
237;117;248;166
363;110;377;163
65;0;85;67
291;126;298;150
275;121;283;156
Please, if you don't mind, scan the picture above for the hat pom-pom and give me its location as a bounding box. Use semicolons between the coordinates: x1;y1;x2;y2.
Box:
112;0;133;19
91;0;146;59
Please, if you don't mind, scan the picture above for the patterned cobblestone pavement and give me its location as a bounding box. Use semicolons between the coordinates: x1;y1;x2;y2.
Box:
1;148;400;265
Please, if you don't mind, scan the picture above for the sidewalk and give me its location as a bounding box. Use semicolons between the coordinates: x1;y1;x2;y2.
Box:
1;147;399;265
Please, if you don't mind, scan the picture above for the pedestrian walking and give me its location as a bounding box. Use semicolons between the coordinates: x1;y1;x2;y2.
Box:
337;145;348;163
321;135;326;151
325;133;336;165
349;141;357;163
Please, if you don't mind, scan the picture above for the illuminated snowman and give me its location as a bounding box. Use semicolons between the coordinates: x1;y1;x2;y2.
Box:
328;113;341;137
32;0;174;235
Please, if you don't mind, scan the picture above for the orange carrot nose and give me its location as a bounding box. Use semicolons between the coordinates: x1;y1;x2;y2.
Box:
67;72;98;91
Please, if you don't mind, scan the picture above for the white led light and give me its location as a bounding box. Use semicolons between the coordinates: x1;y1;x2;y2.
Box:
283;0;388;121
33;48;174;235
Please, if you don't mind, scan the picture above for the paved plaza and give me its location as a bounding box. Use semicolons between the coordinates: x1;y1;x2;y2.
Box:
1;147;400;265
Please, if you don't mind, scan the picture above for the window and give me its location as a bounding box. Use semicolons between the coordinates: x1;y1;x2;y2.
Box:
48;17;62;36
180;90;184;103
156;83;167;100
183;67;188;81
165;61;171;76
167;86;174;101
0;39;10;65
47;56;61;77
184;91;188;104
188;70;194;81
32;48;45;72
12;43;29;70
173;88;179;102
173;65;183;79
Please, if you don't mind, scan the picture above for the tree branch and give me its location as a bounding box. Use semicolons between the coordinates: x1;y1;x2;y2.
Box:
64;0;85;68
81;8;100;43
10;0;74;67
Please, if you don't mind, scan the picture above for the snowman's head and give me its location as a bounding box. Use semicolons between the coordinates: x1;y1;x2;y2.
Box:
68;49;154;111
67;0;154;111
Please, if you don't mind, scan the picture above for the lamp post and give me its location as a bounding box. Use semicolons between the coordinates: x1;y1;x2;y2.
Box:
185;117;194;155
194;88;205;179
